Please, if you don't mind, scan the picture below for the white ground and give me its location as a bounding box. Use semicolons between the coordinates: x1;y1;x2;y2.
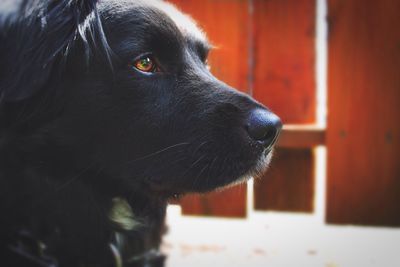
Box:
163;205;400;267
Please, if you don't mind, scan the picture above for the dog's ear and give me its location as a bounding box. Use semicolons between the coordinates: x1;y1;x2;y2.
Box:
0;0;111;102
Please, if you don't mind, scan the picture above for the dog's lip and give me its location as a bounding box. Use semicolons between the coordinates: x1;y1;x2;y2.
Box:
264;147;273;156
145;145;275;196
146;179;185;199
171;193;184;201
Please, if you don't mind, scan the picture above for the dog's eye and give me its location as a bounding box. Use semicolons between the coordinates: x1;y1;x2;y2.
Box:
132;56;158;73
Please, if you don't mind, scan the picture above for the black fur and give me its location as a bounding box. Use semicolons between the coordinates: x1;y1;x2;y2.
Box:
0;0;280;266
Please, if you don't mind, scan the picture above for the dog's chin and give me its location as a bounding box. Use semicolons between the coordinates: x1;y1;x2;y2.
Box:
214;148;274;192
154;148;274;199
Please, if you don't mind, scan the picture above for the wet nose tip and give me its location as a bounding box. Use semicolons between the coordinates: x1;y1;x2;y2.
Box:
246;108;282;149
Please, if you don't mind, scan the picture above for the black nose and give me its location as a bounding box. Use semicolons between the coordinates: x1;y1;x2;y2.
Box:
246;108;282;149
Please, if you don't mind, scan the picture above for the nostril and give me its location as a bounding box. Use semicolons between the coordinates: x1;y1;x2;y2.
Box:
246;108;282;148
263;127;278;143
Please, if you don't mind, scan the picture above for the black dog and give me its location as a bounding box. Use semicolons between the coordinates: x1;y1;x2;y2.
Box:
0;0;281;266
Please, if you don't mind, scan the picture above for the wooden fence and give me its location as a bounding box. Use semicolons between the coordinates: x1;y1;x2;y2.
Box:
170;0;400;227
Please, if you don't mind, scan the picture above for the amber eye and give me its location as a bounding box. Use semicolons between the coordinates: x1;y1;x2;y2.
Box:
133;56;158;73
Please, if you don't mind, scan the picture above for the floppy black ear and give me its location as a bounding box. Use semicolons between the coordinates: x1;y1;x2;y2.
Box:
0;0;111;102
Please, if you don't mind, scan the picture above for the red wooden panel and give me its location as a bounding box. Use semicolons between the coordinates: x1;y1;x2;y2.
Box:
253;0;316;124
253;0;316;212
254;148;315;212
169;0;250;217
327;0;400;226
277;125;325;148
169;0;250;92
179;186;247;218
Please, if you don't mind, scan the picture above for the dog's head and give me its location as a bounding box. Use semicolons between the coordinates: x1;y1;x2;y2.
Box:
0;0;281;197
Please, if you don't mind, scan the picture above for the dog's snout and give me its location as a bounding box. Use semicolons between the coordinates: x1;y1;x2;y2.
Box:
246;108;282;149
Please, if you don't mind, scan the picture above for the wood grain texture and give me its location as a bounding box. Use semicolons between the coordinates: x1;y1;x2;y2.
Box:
252;0;316;212
170;0;250;92
169;0;250;217
326;0;400;226
253;0;316;124
277;125;325;148
179;186;247;218
254;148;315;212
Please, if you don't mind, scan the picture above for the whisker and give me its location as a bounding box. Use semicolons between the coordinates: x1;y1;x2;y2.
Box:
208;156;218;177
136;154;188;179
56;163;96;191
204;156;218;189
178;154;206;180
191;141;209;156
127;142;190;163
192;162;210;189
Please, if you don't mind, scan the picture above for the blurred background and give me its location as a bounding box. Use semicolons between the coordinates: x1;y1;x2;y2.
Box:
162;0;400;266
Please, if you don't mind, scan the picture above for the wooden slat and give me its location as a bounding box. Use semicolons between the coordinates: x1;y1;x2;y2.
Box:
254;148;315;212
253;0;316;212
277;125;325;148
169;0;250;217
169;0;250;92
253;0;316;124
326;0;400;226
178;186;247;218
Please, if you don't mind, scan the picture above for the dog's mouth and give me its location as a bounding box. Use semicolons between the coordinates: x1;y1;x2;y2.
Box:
171;193;183;201
147;146;275;199
137;108;281;198
221;148;274;188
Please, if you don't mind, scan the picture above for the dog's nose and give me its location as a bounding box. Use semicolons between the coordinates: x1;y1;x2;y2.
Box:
246;108;282;149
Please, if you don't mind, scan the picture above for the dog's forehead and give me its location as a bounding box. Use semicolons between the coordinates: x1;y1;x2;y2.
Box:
99;0;212;54
132;0;208;44
155;1;207;43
